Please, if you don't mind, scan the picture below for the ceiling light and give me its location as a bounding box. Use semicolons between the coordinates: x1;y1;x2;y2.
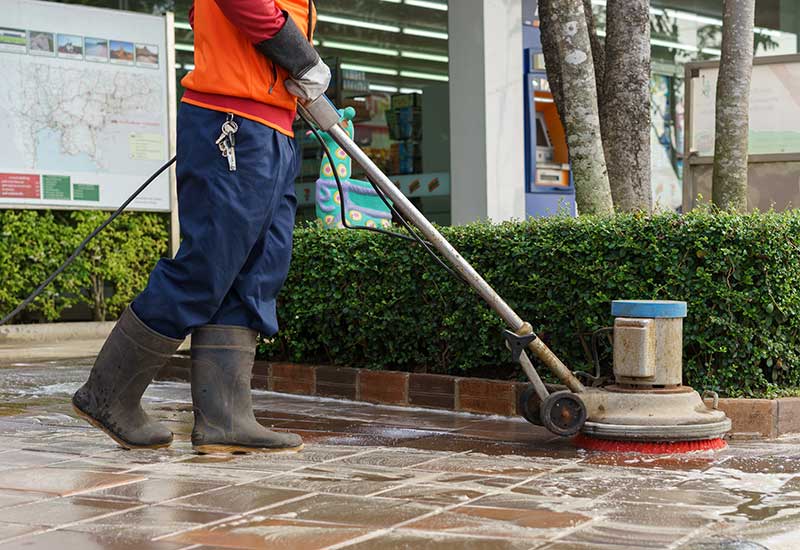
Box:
400;70;448;81
403;28;448;40
405;0;448;10
370;84;399;92
341;63;399;75
174;21;192;30
175;43;194;52
322;41;399;56
401;51;448;63
317;14;400;33
650;37;698;52
595;3;783;39
663;9;720;27
400;87;424;94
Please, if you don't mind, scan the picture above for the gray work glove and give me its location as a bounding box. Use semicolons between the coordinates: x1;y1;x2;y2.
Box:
285;57;331;101
255;14;331;101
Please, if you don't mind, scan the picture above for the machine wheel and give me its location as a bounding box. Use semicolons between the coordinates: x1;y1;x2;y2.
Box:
540;391;587;437
518;385;543;426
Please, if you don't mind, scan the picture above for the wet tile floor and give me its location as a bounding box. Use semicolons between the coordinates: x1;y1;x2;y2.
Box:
0;358;797;549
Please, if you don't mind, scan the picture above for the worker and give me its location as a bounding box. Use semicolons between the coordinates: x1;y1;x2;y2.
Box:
72;0;329;453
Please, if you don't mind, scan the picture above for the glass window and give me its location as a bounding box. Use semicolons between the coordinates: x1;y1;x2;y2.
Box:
60;0;452;225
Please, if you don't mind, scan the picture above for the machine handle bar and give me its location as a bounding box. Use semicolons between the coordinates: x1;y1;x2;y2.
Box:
298;95;585;394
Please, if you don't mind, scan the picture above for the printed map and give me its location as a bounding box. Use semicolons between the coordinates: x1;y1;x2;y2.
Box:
1;57;163;173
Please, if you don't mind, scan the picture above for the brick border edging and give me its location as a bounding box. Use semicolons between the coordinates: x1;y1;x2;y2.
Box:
156;357;800;440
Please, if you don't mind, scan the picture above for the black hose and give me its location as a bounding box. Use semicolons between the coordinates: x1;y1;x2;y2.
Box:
0;156;177;326
1;112;466;327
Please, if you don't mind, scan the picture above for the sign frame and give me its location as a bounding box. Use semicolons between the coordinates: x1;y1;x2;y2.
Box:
683;53;800;211
0;1;177;225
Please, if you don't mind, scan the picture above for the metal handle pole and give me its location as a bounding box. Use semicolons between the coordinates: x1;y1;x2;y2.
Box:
299;97;585;394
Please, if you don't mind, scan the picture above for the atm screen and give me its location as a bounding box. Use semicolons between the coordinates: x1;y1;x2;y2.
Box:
535;113;551;148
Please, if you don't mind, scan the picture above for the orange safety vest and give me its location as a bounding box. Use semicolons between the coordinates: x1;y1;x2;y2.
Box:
181;0;316;137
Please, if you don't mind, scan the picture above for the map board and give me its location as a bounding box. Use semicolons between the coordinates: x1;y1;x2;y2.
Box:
0;0;172;211
689;58;800;157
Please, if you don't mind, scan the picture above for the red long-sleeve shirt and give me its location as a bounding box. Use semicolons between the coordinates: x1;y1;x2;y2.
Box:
181;0;315;136
189;0;286;43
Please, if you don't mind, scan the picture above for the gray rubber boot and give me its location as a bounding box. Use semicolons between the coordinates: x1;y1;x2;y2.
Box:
190;325;304;454
72;307;182;450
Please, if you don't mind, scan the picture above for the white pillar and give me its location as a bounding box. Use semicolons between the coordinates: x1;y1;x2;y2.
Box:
448;0;525;225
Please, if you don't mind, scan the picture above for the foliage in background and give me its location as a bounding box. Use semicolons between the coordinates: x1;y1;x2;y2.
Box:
261;211;800;397
0;210;168;322
3;208;799;397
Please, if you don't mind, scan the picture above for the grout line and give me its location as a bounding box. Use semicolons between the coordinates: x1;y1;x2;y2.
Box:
396;449;475;471
537;515;605;547
151;491;319;542
323;461;577;550
0;446;380;546
666;519;722;550
362;471;444;499
146;447;382;542
0;503;152;545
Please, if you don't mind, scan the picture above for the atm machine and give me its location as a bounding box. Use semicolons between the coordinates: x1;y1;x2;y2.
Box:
522;0;576;217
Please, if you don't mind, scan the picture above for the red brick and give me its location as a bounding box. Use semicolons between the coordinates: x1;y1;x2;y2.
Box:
359;370;409;405
251;375;268;391
253;360;271;377
409;373;455;409
457;378;516;416
315;366;358;400
777;398;800;436
270;362;316;396
711;398;777;438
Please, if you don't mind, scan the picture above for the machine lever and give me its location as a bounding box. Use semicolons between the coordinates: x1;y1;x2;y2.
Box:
503;329;538;365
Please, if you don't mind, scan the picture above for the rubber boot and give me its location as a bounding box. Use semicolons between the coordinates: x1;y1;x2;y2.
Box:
72;307;182;450
190;325;304;454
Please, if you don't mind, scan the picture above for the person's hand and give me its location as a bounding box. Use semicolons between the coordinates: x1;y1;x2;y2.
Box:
285;57;331;101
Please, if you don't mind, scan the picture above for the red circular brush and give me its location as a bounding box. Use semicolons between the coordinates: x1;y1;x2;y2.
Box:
574;433;727;454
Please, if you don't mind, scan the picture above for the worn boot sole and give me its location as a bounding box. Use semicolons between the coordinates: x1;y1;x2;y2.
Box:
72;403;172;451
192;443;304;455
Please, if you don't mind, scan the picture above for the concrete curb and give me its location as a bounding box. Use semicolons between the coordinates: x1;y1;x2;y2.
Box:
0;321;114;343
156;358;799;440
0;322;190;364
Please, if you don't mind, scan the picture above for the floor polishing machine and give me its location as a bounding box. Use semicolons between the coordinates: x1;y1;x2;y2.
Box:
299;95;731;453
1;93;732;452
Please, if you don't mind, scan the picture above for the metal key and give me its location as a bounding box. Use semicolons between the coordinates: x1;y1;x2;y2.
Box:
225;142;236;171
215;114;238;172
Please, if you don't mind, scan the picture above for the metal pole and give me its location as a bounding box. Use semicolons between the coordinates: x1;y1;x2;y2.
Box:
325;123;586;394
165;12;180;258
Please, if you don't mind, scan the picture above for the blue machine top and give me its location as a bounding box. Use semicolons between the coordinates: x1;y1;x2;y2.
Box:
611;300;687;319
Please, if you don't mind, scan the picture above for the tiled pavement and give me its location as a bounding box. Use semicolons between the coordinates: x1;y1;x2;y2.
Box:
0;359;798;549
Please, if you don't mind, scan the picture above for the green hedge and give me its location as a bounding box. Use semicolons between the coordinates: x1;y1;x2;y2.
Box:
261;211;800;397
3;208;799;397
0;210;168;322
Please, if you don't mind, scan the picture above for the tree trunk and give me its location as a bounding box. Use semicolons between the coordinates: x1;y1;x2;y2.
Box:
603;0;652;213
582;0;605;106
539;0;565;122
90;274;105;322
712;0;755;211
543;0;605;119
541;0;613;215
